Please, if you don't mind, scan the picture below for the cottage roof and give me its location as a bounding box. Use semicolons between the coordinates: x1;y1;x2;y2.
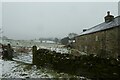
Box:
79;16;120;36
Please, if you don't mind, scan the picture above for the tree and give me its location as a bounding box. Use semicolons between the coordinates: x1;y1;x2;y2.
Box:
54;37;59;43
61;37;69;45
68;33;78;39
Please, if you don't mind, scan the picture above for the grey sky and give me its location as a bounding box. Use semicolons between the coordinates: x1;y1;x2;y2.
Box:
2;2;118;40
0;2;2;29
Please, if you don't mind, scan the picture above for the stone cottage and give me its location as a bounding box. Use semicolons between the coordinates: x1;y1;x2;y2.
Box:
74;11;120;58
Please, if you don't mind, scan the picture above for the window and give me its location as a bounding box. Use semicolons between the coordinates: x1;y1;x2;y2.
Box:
73;40;75;43
96;36;98;41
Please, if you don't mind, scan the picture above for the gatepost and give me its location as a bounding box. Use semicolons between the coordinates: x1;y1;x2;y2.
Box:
32;45;37;64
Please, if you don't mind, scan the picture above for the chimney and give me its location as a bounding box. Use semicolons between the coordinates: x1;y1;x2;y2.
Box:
104;11;114;23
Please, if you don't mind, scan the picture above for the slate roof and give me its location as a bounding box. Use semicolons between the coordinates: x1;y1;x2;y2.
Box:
79;16;120;36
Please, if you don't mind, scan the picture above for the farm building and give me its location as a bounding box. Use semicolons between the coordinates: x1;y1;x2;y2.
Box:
73;11;120;58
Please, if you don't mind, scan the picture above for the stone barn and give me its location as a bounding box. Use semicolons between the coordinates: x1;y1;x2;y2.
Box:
74;11;120;58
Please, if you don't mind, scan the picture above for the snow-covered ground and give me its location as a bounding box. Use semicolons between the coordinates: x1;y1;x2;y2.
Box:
13;52;33;64
1;58;88;79
41;47;68;54
1;59;53;78
0;50;89;79
0;39;89;79
0;59;2;78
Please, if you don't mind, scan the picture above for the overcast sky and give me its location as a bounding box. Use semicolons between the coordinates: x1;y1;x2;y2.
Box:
2;2;118;40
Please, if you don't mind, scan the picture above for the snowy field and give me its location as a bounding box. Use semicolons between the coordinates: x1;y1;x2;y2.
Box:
2;39;69;54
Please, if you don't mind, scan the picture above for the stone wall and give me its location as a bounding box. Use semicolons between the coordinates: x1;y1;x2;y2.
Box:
74;27;119;58
118;26;120;57
105;27;119;58
32;47;120;79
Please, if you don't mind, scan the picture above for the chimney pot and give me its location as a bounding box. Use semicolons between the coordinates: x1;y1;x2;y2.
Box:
107;11;110;15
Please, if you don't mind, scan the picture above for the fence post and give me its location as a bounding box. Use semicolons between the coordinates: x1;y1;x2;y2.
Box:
32;45;37;64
